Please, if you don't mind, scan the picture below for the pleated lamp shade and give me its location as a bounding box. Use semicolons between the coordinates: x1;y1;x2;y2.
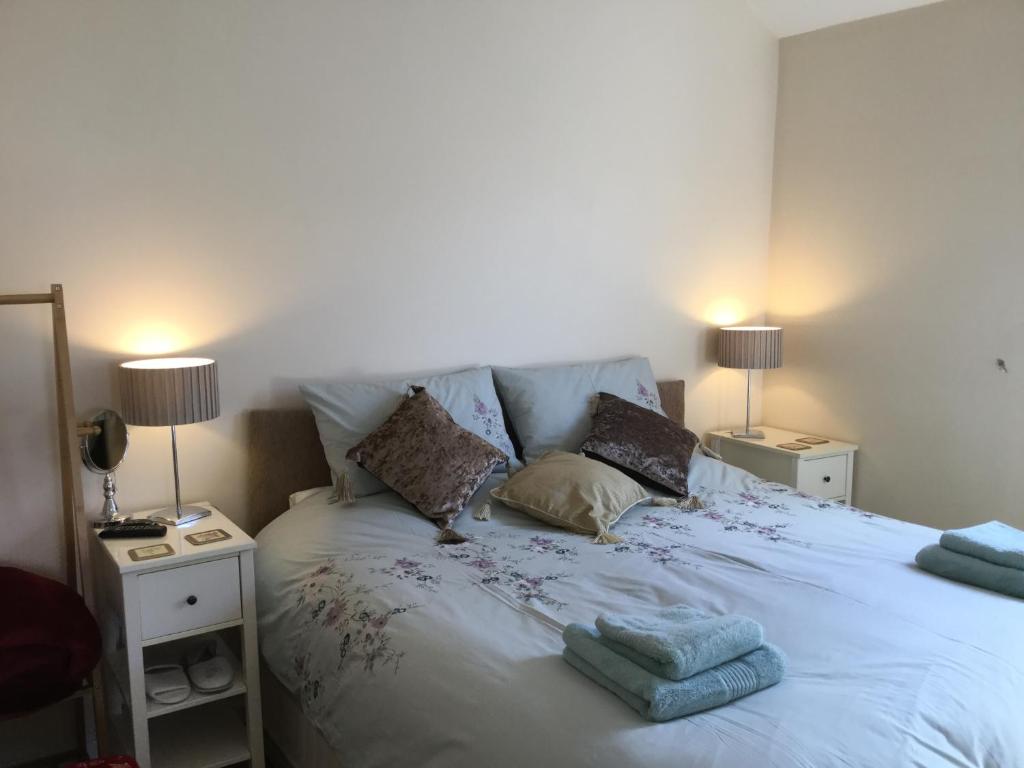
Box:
118;357;220;427
717;327;783;370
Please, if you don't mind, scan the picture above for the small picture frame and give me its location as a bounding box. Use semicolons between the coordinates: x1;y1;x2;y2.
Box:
778;442;811;451
796;436;829;445
128;543;175;562
185;528;232;546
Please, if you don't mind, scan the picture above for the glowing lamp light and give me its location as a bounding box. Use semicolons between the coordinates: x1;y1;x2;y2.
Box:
705;299;746;327
118;356;220;526
717;326;783;440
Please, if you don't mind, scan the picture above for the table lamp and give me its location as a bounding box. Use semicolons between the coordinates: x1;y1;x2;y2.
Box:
717;326;782;439
118;357;220;525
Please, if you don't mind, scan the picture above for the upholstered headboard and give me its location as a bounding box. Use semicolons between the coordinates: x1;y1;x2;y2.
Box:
246;379;685;534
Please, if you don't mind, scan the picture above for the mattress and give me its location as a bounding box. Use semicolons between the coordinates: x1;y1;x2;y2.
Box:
255;454;1024;768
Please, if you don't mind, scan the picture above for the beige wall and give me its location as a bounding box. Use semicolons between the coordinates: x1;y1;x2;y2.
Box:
0;1;778;583
766;0;1024;528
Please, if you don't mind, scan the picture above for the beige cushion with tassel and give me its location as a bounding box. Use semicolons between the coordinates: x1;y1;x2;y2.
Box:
490;451;649;544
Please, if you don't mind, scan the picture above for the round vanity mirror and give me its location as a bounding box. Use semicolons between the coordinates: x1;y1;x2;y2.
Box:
81;409;128;473
80;409;129;523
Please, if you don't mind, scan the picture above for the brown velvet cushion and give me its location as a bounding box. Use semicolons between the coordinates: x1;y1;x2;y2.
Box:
347;387;507;541
580;392;700;497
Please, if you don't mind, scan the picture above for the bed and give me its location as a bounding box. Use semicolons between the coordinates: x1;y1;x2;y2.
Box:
249;382;1024;768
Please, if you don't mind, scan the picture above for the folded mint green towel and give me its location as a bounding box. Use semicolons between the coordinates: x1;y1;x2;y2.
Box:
595;605;763;681
563;624;785;722
940;521;1024;570
916;544;1024;599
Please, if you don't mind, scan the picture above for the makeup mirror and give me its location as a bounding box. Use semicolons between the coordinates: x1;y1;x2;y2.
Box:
80;409;129;523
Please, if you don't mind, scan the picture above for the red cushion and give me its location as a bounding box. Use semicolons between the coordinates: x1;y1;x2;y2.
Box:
0;566;101;717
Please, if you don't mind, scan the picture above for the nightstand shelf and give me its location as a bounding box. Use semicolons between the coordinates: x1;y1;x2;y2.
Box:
93;503;264;768
149;703;250;768
709;427;858;504
144;634;246;719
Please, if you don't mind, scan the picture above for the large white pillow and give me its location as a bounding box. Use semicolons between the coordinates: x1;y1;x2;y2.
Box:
492;357;665;464
300;366;516;498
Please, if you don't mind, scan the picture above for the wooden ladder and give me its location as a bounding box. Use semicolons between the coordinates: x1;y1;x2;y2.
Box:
0;284;109;757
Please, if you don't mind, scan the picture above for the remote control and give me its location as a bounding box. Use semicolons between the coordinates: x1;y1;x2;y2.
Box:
98;520;167;539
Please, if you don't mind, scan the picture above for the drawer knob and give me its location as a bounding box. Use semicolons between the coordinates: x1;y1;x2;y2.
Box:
186;595;198;606
823;476;832;483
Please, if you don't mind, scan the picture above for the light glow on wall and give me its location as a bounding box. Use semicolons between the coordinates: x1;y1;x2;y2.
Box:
117;322;193;356
704;298;747;327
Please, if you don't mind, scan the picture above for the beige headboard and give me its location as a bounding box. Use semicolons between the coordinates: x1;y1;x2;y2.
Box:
247;379;685;535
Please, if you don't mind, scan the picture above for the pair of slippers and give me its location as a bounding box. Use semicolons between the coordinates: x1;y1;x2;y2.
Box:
144;642;233;705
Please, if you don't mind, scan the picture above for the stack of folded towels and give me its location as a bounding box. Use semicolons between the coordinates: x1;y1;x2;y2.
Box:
562;605;786;722
916;520;1024;599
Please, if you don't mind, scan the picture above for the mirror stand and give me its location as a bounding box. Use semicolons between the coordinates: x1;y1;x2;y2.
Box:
102;472;128;523
80;408;130;525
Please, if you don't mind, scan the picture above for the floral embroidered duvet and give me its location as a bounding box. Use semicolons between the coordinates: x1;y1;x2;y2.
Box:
255;455;1024;768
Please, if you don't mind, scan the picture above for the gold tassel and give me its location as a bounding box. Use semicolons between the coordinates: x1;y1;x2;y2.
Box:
473;502;492;521
333;472;356;506
593;531;623;545
649;497;680;507
437;527;468;545
648;495;703;510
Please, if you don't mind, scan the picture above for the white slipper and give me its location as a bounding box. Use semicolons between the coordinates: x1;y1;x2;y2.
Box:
184;641;233;693
187;655;234;693
144;664;191;704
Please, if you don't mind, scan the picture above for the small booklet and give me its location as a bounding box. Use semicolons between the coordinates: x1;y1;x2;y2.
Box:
186;528;232;546
796;436;829;445
777;442;811;451
128;543;174;561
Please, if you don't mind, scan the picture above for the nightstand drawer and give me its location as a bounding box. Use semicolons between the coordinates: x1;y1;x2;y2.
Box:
799;455;848;499
139;557;242;640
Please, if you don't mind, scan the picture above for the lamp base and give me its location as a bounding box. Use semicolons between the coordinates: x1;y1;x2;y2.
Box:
730;428;766;439
149;505;212;526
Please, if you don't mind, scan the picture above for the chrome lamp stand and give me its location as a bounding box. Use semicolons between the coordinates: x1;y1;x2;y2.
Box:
731;368;765;439
149;424;212;526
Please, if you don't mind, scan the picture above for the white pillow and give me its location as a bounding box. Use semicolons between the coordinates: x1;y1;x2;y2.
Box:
300;366;516;499
492;357;665;464
288;487;331;508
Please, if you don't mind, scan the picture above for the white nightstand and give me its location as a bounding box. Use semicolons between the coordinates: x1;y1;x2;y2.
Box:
92;503;264;768
708;427;858;504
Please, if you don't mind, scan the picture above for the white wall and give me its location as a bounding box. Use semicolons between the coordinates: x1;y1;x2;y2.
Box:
766;0;1024;528
0;1;778;581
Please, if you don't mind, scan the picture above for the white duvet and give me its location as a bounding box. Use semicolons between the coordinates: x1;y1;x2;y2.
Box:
255;456;1024;768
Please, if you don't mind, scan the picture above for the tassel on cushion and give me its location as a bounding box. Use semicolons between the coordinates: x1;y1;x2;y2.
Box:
473;502;492;521
593;531;623;545
649;497;680;507
437;526;468;545
333;472;356;506
649;495;703;510
681;494;704;510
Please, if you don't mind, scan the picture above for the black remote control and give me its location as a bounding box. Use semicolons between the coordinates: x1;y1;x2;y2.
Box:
98;520;167;539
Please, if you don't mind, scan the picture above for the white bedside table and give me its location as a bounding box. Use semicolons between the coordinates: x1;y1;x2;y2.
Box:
708;427;858;504
92;503;264;768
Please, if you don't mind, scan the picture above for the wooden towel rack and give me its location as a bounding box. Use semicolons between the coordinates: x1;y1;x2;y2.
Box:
0;284;108;756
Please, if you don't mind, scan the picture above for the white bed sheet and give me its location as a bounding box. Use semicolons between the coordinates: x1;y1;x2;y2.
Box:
255;455;1024;768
